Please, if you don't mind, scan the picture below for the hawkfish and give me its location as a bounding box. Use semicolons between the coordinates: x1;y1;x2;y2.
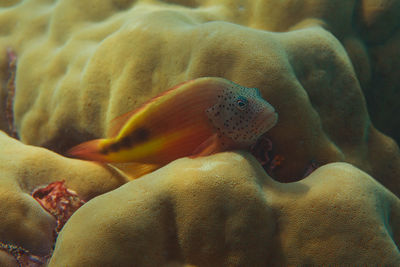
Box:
68;77;278;178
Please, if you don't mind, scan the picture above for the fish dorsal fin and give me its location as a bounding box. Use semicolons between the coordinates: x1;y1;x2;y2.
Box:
108;109;138;138
190;133;221;158
107;80;195;138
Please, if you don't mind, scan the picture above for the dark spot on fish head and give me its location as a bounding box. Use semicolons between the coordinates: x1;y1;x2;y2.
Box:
206;90;231;129
206;88;248;142
207;84;276;145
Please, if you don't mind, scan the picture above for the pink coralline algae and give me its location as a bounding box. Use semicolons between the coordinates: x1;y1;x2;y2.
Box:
0;242;45;267
0;180;84;267
5;48;17;139
32;181;85;233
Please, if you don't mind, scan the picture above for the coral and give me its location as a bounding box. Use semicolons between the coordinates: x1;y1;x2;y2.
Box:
0;242;44;267
49;152;400;266
0;0;398;191
356;0;400;141
0;131;127;264
0;0;399;265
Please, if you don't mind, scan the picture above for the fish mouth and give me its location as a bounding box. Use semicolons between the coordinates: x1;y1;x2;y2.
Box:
258;111;278;132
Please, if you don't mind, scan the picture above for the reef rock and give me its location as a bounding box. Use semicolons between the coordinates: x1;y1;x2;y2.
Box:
49;152;400;266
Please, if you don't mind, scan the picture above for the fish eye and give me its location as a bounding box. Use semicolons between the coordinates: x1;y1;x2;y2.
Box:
236;96;248;110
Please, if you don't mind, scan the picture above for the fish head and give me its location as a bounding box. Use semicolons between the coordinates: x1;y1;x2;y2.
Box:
206;82;278;147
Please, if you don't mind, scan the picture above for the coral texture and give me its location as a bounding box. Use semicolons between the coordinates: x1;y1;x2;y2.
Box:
0;131;126;261
0;0;399;189
0;0;399;265
49;152;400;266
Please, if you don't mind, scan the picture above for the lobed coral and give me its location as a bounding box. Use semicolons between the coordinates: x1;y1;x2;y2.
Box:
49;152;400;266
0;0;399;265
0;131;127;263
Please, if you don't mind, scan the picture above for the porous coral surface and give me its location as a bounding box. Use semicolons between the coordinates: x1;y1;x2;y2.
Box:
49;152;400;266
0;131;126;263
0;0;399;265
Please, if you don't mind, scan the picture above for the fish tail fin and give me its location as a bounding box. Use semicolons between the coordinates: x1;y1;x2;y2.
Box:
67;139;110;162
110;162;160;180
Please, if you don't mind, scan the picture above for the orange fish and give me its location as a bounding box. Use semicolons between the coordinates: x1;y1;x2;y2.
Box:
68;77;278;178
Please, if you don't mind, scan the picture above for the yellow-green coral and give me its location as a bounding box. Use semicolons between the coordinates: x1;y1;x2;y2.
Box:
0;0;399;265
50;152;400;266
0;0;399;190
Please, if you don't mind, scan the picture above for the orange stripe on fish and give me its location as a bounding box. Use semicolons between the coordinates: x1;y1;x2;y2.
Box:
68;77;278;179
108;80;195;138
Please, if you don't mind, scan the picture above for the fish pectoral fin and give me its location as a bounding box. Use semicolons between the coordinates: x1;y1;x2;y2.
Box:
190;134;221;158
109;162;160;180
